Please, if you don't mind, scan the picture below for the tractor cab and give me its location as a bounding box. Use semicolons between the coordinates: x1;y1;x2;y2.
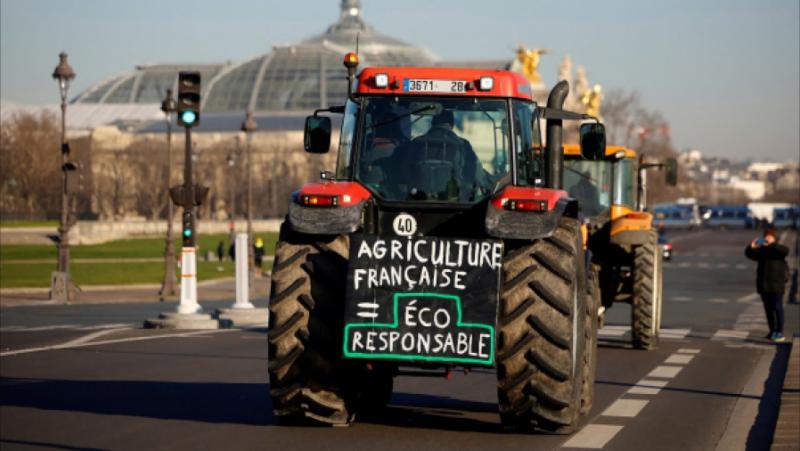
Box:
563;144;639;223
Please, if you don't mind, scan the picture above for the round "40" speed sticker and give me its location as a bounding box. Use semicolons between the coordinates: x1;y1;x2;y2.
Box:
392;213;417;236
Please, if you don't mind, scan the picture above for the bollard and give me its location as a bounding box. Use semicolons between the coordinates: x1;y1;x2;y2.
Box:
233;233;255;309
176;246;201;314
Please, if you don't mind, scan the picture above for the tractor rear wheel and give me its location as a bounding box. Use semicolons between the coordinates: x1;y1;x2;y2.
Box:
497;216;588;433
267;223;356;425
631;231;662;350
581;264;600;415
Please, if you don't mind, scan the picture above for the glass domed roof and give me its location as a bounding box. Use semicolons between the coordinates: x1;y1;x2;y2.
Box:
73;64;225;104
202;0;438;113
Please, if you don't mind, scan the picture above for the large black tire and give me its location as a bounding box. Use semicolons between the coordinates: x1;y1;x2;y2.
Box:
631;231;662;350
581;264;600;415
496;217;588;433
267;223;356;425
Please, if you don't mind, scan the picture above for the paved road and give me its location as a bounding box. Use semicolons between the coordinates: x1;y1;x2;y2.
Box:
1;230;797;450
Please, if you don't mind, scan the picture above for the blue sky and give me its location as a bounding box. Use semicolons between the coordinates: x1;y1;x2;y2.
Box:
1;0;798;161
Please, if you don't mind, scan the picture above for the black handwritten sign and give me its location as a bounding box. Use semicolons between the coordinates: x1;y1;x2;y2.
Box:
343;235;502;366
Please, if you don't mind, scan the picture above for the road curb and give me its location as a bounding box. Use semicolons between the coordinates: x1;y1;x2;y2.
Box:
771;336;799;450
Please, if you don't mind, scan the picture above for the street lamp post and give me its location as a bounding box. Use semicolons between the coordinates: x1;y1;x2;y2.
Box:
240;111;257;277
51;52;76;303
226;151;237;220
159;89;178;300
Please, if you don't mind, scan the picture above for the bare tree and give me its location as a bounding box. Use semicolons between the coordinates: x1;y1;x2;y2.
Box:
0;111;61;218
600;88;641;146
127;139;168;220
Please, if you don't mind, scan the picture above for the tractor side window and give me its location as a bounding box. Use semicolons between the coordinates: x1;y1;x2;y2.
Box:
335;100;358;179
613;158;638;208
513;100;544;186
563;159;613;217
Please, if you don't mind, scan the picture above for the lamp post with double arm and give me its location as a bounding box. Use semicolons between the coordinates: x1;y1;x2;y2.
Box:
51;52;76;302
159;89;178;300
240;111;257;279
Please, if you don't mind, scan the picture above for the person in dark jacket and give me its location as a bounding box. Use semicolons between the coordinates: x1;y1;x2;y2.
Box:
745;228;789;342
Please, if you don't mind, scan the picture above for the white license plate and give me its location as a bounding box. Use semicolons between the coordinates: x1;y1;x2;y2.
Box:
403;79;466;93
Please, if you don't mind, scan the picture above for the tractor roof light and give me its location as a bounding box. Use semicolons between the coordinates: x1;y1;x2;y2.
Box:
478;76;494;91
343;52;359;70
374;73;389;88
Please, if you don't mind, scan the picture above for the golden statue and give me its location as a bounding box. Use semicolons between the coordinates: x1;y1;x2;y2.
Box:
516;45;549;85
581;84;603;117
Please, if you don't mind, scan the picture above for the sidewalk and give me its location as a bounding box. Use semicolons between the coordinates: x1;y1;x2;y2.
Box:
0;276;271;307
771;336;800;450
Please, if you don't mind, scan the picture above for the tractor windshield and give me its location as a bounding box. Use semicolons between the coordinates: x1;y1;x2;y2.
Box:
340;96;510;203
563;159;613;217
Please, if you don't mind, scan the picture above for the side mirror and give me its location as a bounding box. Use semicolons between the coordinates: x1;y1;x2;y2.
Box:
304;116;331;153
579;122;606;160
664;158;678;186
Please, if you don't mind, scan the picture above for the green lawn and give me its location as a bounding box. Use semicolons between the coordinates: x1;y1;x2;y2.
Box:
0;220;59;229
0;261;238;288
0;232;278;288
0;232;279;261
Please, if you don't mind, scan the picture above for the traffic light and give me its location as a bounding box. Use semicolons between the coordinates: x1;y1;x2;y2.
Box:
177;71;201;128
182;210;195;246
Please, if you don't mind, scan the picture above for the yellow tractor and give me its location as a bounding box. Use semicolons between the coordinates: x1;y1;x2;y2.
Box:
562;143;677;350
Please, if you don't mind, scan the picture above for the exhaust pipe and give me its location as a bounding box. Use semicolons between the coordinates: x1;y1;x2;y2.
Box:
546;80;569;189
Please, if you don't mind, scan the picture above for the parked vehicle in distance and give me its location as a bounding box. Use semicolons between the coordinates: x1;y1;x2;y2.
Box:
701;205;754;229
653;203;702;229
658;234;672;261
773;206;799;229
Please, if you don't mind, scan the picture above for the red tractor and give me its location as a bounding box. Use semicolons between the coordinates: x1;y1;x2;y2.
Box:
268;53;605;432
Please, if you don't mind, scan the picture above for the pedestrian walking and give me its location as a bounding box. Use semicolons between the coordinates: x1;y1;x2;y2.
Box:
745;228;789;342
254;237;265;269
216;241;225;262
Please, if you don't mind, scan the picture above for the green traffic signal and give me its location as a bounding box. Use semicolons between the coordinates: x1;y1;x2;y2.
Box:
183;228;192;238
180;110;197;126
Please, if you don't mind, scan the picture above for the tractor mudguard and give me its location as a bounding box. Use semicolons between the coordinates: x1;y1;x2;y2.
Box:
609;229;653;246
485;196;579;241
287;181;371;235
288;201;364;235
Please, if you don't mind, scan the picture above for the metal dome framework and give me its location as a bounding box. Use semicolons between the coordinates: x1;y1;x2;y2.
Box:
74;64;224;105
202;0;438;113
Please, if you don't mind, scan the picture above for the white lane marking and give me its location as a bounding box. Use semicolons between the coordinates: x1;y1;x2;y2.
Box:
648;365;683;379
627;379;669;395
0;329;235;357
665;354;695;364
697;262;710;268
683;252;696;257
712;329;749;341
0;323;134;332
598;326;628;337
717;263;730;269
357;302;379;309
562;424;624;449
59;328;129;347
660;328;690;339
75;323;134;331
0;324;80;332
709;298;729;304
356;312;379;318
601;399;649;418
736;293;759;303
672;296;693;301
678;262;691;268
677;348;701;354
735;263;748;269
